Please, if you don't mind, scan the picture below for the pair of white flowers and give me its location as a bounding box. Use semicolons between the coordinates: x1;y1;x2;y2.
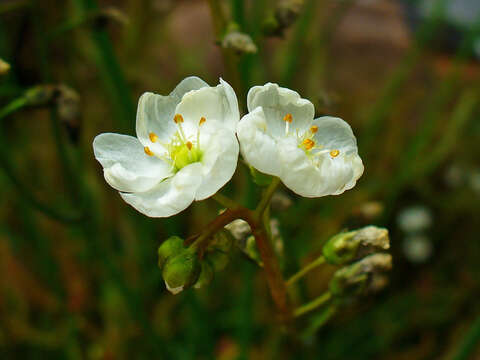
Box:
93;77;364;217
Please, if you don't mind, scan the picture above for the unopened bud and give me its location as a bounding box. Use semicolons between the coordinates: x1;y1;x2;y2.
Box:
158;236;185;269
322;226;390;265
329;254;392;299
162;248;200;295
24;85;57;107
264;0;304;36
56;85;81;143
194;262;214;289
222;31;258;54
0;58;10;76
225;219;251;242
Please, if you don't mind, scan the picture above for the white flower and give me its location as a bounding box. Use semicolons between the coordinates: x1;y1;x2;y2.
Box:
237;83;363;197
93;77;240;217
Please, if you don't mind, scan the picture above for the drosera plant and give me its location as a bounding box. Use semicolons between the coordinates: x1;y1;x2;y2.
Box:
93;76;392;332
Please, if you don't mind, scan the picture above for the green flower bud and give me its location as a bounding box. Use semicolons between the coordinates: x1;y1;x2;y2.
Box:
194;261;214;289
329;254;392;299
158;236;185;269
322;226;390;265
222;32;257;55
162;248;200;295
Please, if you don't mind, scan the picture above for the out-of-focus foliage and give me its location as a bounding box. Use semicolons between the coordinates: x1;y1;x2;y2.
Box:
1;0;480;359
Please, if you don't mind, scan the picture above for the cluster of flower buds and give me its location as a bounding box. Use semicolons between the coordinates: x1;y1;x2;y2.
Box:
321;226;391;301
158;231;234;294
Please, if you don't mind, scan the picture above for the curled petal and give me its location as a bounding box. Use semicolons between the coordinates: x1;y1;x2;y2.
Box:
247;83;314;138
136;77;209;153
120;163;203;217
237;107;283;177
93;133;172;193
174;78;239;133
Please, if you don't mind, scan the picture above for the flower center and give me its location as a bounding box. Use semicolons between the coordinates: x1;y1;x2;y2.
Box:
281;113;341;162
144;114;205;172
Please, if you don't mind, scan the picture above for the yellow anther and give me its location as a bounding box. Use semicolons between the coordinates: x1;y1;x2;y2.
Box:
330;149;340;157
302;138;315;151
283;113;293;123
199;117;206;126
144;146;154;156
186;141;193;150
174;114;184;124
310;125;318;134
149;132;158;143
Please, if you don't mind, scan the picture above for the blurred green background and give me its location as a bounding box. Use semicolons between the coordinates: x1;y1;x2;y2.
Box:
1;0;480;358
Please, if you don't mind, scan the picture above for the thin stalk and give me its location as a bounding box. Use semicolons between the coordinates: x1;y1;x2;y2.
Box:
190;207;293;325
255;177;281;217
0;97;27;120
212;193;242;209
294;291;331;318
286;256;325;287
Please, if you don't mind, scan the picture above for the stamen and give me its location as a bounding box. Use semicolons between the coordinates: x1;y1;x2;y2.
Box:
173;113;187;141
199;117;206;126
186;141;193;150
310;125;318;134
330;149;340;157
173;114;184;124
284;113;293;135
302;139;315;151
149;132;158;143
144;146;154;156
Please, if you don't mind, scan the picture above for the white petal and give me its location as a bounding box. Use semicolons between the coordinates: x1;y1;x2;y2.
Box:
194;122;239;200
174;78;239;133
246;83;314;138
93;133;172;193
278;138;361;197
136;77;209;153
120;163;203;217
237;107;283;177
312;116;358;154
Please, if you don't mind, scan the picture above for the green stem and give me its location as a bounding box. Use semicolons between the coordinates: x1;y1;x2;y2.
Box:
212;193;242;209
189;207;293;325
255;177;281;218
294;291;331;318
0;97;27;120
286;256;326;287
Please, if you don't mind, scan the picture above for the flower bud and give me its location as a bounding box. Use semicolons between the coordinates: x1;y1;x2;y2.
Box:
222;31;258;55
194;262;214;289
322;226;390;265
225;219;251;242
158;236;185;269
0;58;10;76
263;0;304;36
162;248;200;295
24;85;57;107
329;254;392;299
